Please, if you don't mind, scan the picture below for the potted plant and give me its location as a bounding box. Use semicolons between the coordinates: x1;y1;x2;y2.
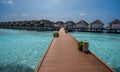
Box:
78;40;83;51
53;32;59;37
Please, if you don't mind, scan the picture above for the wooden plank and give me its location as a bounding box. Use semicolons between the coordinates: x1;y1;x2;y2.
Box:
35;28;114;72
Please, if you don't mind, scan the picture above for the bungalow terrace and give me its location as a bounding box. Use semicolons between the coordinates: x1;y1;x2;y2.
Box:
90;20;104;32
76;20;88;32
65;21;75;32
40;20;53;31
108;19;120;33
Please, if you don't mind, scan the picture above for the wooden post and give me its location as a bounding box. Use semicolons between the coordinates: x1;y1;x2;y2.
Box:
83;40;89;53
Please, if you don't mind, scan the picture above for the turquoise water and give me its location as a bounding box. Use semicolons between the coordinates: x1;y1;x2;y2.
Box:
71;32;120;72
0;29;53;72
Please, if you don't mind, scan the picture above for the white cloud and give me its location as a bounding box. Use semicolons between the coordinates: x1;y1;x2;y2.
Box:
80;13;85;16
1;0;13;5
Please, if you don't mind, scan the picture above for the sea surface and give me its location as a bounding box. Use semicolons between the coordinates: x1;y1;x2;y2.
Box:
0;29;54;72
71;32;120;72
0;29;120;72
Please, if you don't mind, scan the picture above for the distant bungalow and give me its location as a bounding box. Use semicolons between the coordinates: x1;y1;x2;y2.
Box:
0;22;6;28
108;19;120;33
11;21;17;29
55;21;64;30
1;19;120;33
7;21;13;29
90;20;104;32
40;20;54;31
76;20;88;32
65;21;75;32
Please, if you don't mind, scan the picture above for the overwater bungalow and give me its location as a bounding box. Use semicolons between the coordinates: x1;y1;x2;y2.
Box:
24;21;32;30
16;21;23;29
6;21;13;29
54;21;64;30
56;21;64;28
11;21;17;29
0;22;1;28
34;20;42;31
51;21;56;30
30;20;44;30
65;21;75;32
18;21;27;29
2;22;6;28
108;19;120;33
12;21;20;29
40;20;53;31
76;20;88;32
90;20;104;32
0;22;5;28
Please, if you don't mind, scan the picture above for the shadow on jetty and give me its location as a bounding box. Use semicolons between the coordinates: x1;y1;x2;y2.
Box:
0;63;34;72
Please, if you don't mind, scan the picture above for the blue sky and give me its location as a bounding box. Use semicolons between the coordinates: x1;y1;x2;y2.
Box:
0;0;120;24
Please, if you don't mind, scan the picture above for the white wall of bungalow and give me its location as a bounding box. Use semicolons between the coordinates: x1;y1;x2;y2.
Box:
111;24;120;29
109;20;120;29
76;24;88;28
44;23;51;27
91;24;103;29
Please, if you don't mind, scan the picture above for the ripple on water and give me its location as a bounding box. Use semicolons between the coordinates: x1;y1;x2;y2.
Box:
0;29;54;72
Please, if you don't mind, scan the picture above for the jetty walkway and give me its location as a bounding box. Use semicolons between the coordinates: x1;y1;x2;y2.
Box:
35;28;114;72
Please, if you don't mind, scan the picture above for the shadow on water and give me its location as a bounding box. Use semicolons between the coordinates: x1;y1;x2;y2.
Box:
0;63;34;72
113;67;120;72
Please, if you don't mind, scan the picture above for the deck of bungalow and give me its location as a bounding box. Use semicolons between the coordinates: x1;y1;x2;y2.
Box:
35;28;114;72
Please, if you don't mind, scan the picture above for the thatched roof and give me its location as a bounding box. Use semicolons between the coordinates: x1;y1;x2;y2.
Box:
22;21;28;24
35;20;41;24
56;21;64;24
109;19;120;25
15;21;23;25
65;21;75;25
12;22;16;24
51;21;55;24
2;22;6;24
90;20;104;25
29;20;39;24
77;20;88;25
40;20;51;24
1;22;4;24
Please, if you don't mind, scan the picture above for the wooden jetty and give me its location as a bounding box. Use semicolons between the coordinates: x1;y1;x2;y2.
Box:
35;28;114;72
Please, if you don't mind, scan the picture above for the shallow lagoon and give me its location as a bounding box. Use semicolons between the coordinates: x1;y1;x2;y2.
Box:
0;29;120;72
0;29;54;72
71;32;120;72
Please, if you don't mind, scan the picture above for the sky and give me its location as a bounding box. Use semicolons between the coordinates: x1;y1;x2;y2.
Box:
0;0;120;24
